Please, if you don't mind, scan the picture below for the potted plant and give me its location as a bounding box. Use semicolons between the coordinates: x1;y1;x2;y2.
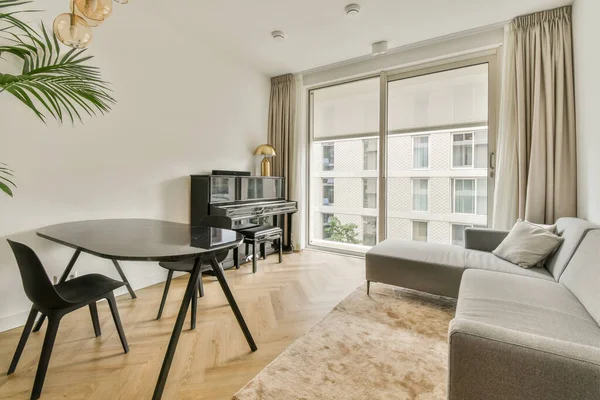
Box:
0;0;115;197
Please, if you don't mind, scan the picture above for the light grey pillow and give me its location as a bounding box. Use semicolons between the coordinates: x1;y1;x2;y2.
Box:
493;220;563;268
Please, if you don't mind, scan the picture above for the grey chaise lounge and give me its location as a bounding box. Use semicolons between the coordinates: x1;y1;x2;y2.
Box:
365;217;600;400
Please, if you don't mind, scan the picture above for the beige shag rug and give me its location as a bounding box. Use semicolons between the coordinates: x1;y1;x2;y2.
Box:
233;283;456;400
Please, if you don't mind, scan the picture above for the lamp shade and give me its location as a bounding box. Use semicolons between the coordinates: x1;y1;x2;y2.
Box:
53;13;93;49
73;0;113;23
254;144;276;157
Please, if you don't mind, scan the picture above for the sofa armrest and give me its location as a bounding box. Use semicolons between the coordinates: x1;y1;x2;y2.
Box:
448;318;600;400
464;228;509;252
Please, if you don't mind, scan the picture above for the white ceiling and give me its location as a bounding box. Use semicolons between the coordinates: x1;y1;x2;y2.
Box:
176;0;571;76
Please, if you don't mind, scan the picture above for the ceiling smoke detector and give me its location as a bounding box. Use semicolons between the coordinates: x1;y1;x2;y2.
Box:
345;4;361;16
372;41;388;56
271;30;286;41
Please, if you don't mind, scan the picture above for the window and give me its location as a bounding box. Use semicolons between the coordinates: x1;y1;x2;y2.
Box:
322;178;334;206
453;179;475;213
309;62;495;253
323;143;334;171
412;221;428;242
363;178;377;209
413;136;429;169
453;178;487;215
474;131;488;168
452;224;471;247
363;139;378;170
322;213;333;240
412;179;428;212
452;133;474;168
363;217;377;246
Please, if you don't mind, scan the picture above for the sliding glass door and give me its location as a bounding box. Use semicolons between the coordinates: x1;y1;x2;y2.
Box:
308;77;380;252
308;55;496;253
385;62;492;246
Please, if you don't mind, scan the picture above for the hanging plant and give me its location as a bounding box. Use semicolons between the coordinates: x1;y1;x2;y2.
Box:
0;0;116;197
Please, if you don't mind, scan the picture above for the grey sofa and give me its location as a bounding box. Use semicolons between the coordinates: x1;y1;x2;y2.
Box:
365;217;600;400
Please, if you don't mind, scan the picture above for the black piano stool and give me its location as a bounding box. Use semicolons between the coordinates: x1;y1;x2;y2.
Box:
236;226;283;273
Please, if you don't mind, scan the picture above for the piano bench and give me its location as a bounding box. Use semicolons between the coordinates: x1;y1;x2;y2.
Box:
236;226;283;273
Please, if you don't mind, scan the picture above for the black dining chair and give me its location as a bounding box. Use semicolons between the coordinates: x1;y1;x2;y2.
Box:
156;216;235;330
6;240;129;400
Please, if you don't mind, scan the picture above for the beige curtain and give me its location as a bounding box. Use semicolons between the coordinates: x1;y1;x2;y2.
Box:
268;74;298;248
493;6;577;228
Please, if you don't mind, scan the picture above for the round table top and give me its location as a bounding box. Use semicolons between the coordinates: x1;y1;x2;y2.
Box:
37;219;243;262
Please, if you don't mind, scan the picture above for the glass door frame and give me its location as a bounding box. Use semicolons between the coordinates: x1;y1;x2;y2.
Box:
306;50;499;255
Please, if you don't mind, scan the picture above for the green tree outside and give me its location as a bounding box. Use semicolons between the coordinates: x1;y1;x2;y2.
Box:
324;216;360;244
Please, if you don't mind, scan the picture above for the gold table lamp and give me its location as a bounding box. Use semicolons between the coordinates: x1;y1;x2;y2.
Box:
254;144;277;176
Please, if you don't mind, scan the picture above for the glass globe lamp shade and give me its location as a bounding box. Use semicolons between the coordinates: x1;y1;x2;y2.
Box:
70;1;102;27
74;0;112;23
53;13;93;49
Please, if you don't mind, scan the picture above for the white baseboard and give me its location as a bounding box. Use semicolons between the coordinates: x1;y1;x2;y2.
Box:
0;270;170;333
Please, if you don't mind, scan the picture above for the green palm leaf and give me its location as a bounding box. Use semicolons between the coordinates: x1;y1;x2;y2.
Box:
1;0;116;196
0;163;16;197
0;9;115;123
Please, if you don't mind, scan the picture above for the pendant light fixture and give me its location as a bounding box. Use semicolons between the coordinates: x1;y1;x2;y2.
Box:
54;0;128;49
73;0;113;24
53;9;93;49
70;0;101;27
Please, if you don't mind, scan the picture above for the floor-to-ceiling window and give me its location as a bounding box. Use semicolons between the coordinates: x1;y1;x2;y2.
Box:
308;77;380;252
308;55;496;253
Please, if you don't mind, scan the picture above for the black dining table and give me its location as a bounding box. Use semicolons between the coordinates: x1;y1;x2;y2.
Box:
35;218;257;399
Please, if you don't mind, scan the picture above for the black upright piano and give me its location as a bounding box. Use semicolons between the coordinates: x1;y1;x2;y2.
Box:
190;174;298;268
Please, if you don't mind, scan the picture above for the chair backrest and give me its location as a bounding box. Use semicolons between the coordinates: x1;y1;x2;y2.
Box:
545;218;600;280
7;240;69;309
195;216;233;263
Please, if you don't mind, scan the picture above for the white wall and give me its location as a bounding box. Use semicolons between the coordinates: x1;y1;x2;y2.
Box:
573;0;600;223
0;2;270;331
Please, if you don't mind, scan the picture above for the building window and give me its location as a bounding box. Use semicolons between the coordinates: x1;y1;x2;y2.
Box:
363;178;377;209
323;143;334;171
322;213;333;240
363;139;378;170
412;179;428;212
453;178;475;214
363;217;377;246
322;178;334;206
453;178;487;215
473;131;488;168
413;136;429;169
452;224;471;247
452;133;474;168
412;221;428;242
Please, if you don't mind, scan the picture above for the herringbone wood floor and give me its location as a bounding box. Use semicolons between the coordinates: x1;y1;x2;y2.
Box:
0;250;365;399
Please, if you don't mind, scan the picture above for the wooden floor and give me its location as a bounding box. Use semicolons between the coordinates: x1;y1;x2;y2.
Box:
0;250;365;400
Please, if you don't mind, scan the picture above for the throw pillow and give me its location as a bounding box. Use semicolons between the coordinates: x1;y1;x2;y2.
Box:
493;220;563;268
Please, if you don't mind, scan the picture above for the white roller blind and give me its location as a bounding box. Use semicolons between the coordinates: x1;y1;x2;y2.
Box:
313;78;380;140
388;64;488;132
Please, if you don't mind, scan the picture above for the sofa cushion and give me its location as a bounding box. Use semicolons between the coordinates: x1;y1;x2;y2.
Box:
492;220;563;268
366;239;465;298
457;269;600;347
546;217;599;280
465;250;554;281
560;230;600;325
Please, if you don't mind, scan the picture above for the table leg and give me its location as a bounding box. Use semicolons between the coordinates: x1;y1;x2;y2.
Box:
112;260;137;299
33;249;81;333
209;256;257;352
152;257;201;400
59;249;81;283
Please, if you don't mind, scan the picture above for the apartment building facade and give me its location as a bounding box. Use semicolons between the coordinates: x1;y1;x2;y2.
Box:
310;127;489;251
